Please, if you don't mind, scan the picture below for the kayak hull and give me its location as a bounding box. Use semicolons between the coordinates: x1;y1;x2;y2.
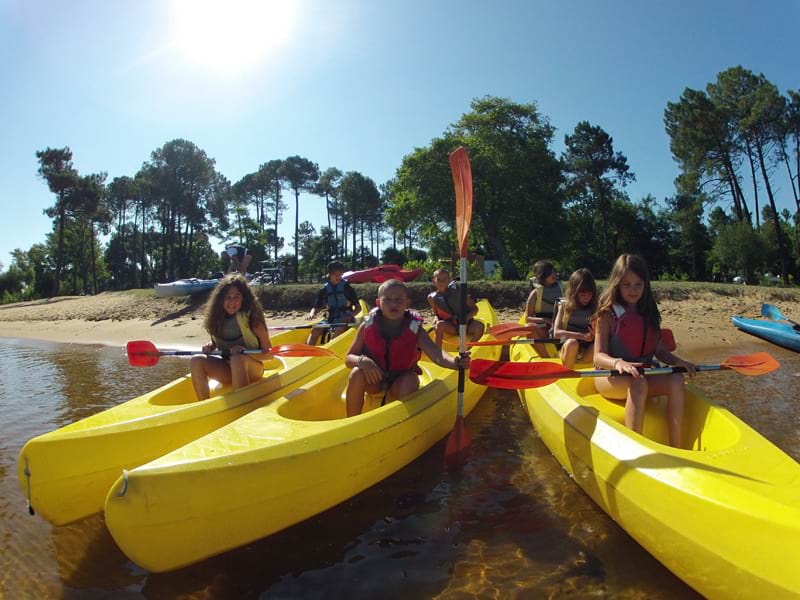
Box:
104;301;499;572
17;326;356;525
512;342;800;598
154;278;219;298
732;316;800;352
343;264;424;284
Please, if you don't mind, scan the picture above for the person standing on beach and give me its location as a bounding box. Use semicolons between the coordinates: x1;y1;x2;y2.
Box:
222;244;251;275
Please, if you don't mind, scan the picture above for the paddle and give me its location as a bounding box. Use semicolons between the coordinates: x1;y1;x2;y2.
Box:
445;146;473;466
469;352;779;390
270;322;358;331
468;337;561;347
126;340;337;367
485;325;677;351
761;303;800;330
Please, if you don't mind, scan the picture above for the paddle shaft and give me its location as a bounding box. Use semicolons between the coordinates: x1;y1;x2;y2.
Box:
561;364;726;379
146;348;264;358
271;322;356;331
468;338;561;347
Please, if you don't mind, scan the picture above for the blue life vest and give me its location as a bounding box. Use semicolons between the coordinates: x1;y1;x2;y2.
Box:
325;280;350;320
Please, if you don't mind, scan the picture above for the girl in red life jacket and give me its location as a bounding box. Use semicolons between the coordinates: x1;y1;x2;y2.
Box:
190;274;272;400
345;279;470;417
593;254;696;448
553;268;597;369
426;268;485;347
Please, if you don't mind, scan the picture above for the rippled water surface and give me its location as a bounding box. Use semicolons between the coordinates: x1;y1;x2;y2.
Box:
1;336;798;599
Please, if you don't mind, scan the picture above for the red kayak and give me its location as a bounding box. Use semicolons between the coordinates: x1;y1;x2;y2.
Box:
343;264;424;284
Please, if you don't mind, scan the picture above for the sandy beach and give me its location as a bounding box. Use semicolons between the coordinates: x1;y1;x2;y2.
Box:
0;287;793;355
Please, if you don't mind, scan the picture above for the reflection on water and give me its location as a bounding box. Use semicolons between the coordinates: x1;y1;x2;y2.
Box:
1;337;797;598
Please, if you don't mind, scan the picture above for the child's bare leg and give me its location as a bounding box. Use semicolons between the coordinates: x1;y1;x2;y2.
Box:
626;377;648;433
527;324;550;358
389;371;420;400
467;319;485;341
306;326;323;345
594;374;648;432
434;321;447;346
191;355;232;400
228;354;264;389
560;338;579;369
346;368;368;416
640;373;686;448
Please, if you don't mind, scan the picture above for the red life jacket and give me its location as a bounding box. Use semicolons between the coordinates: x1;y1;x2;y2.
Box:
362;310;423;374
608;304;657;363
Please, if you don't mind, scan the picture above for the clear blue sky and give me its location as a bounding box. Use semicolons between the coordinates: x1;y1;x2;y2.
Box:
1;0;797;271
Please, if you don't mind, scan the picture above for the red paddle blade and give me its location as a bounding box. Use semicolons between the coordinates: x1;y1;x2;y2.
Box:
444;416;472;466
487;323;536;339
449;147;473;257
126;340;161;367
271;343;337;358
721;352;779;376
469;359;574;390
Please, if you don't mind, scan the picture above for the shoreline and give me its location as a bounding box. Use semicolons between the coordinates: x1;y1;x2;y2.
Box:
0;293;774;357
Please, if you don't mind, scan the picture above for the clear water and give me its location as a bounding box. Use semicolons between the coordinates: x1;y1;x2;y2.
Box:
1;337;798;599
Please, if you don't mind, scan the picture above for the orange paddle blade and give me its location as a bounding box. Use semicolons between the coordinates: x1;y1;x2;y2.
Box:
449;147;473;257
721;352;779;376
272;343;337;358
444;416;472;466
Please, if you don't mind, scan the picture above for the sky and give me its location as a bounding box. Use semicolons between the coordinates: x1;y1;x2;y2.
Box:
1;0;798;272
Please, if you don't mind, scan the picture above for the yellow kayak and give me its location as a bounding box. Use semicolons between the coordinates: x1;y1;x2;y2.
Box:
511;341;800;598
17;307;365;526
104;300;500;572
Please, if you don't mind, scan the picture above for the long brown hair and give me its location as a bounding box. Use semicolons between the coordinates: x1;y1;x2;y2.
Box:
564;268;597;314
595;254;660;331
203;274;266;339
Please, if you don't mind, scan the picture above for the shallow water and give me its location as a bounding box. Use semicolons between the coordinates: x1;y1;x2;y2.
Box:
1;336;798;599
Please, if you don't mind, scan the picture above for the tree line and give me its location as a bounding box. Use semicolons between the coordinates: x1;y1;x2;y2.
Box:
1;65;797;303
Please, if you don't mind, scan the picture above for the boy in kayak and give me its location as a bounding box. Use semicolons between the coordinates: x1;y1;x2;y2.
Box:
592;254;695;447
524;259;563;357
306;260;361;345
222;244;251;275
345;279;470;416
190;274;272;400
426;268;485;346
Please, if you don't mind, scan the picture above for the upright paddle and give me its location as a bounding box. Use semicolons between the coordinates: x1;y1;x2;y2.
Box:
445;146;473;467
761;303;800;330
126;340;337;367
469;352;779;390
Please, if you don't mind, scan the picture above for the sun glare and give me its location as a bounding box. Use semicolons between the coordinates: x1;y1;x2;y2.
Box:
172;0;296;72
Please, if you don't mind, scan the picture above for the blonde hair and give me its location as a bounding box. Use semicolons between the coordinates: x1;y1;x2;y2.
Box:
203;274;266;339
595;254;660;331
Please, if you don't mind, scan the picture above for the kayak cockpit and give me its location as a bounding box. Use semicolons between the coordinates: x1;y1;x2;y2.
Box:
572;377;742;451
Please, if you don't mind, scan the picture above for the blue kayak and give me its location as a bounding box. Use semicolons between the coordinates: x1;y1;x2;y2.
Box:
731;316;800;352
